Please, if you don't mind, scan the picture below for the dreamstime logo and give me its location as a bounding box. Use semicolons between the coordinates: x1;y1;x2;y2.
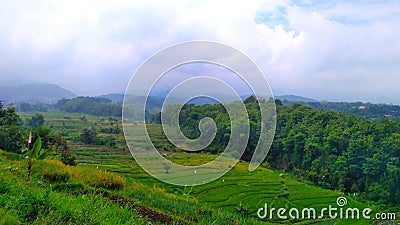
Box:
336;196;347;207
257;196;397;221
122;41;276;186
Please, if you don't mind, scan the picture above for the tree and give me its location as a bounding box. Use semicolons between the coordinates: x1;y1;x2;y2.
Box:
80;116;87;123
0;107;20;126
108;117;116;126
31;126;52;149
244;95;258;104
26;113;45;128
23;137;55;178
0;125;25;153
52;133;76;166
0;103;24;153
275;99;283;106
80;128;98;145
386;165;400;204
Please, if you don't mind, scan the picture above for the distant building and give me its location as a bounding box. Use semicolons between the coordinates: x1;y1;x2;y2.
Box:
358;106;366;110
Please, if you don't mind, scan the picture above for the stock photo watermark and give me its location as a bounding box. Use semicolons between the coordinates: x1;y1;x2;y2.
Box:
122;41;276;186
257;196;397;222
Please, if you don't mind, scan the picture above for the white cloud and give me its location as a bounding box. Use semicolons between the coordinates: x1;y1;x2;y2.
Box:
0;0;399;103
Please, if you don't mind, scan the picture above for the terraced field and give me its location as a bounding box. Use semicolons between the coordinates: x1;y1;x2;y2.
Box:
68;143;373;224
18;111;389;224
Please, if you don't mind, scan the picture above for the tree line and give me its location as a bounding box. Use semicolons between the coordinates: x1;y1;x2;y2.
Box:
0;101;75;166
154;97;400;206
55;97;122;117
285;100;400;119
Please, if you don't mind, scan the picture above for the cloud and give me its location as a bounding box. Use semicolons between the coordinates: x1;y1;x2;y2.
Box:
0;0;399;103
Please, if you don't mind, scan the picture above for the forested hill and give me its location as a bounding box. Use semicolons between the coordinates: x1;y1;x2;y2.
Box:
55;97;122;117
158;99;400;206
282;100;400;119
0;83;76;105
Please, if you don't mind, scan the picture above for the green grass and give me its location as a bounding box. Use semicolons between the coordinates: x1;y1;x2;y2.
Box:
0;153;144;224
0;150;268;225
65;143;379;224
11;111;399;224
19;111;127;148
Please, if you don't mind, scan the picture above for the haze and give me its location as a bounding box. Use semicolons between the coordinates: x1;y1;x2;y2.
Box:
0;0;399;104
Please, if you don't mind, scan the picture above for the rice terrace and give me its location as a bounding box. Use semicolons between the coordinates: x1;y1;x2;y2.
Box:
1;98;399;224
1;1;400;224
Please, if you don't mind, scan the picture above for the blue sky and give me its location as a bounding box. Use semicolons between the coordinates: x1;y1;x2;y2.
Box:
0;0;399;103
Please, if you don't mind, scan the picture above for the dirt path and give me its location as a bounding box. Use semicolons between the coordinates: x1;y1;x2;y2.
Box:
78;189;192;225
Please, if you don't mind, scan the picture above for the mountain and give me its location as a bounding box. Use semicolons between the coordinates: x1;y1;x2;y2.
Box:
98;93;125;104
0;83;77;105
100;93;227;105
275;95;318;103
100;93;320;105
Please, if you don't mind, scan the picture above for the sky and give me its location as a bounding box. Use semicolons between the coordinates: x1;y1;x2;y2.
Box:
0;0;399;104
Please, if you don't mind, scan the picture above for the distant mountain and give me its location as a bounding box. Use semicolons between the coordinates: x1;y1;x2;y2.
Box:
100;93;319;105
101;93;229;105
98;93;125;104
0;83;76;105
276;95;318;103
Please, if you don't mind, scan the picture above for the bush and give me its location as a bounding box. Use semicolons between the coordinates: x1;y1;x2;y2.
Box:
53;182;85;192
42;169;71;183
34;159;126;190
70;167;126;190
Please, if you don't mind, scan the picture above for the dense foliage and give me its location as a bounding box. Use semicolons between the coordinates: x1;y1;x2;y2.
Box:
0;102;25;153
160;98;400;206
56;97;122;117
77;127;117;148
0;102;75;165
283;100;400;119
18;102;49;112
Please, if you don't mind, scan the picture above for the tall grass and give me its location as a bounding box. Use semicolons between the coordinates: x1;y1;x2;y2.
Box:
0;169;143;224
33;159;126;190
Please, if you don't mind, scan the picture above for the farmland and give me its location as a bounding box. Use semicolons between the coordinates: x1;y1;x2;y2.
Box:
15;111;380;224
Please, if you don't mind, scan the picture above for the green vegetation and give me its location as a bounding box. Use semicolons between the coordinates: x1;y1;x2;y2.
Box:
24;113;45;128
0;150;271;224
0;102;25;153
23;137;56;177
290;100;400;120
157;99;400;207
55;96;122;117
18;102;49;112
0;150;142;224
2;98;400;224
64;144;377;224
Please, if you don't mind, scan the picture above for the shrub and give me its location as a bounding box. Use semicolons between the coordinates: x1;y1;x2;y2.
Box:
70;167;126;190
53;182;85;192
42;169;71;183
0;149;24;160
34;159;126;190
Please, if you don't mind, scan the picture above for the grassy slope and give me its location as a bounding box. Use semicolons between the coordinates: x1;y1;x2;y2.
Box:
0;150;266;225
68;144;374;225
15;111;392;224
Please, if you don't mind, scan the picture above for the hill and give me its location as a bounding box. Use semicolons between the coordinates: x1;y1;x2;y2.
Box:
0;83;76;105
98;93;125;104
66;143;373;224
306;101;400;119
13;110;397;224
2;147;371;224
276;94;318;102
55;96;121;117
